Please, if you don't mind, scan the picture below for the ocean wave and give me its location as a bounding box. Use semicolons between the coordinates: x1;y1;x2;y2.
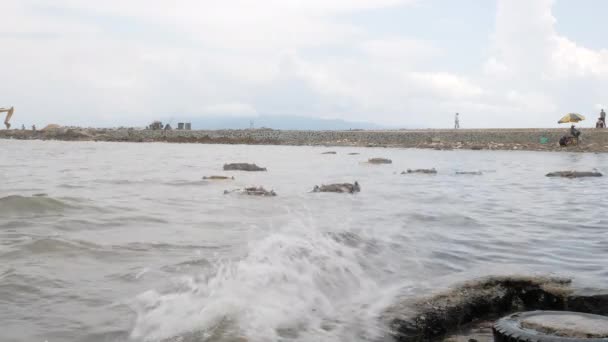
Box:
0;237;106;258
0;195;71;215
129;220;400;342
163;180;209;187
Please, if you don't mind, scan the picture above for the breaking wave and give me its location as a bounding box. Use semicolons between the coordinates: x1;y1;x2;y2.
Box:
0;195;71;216
129;219;400;342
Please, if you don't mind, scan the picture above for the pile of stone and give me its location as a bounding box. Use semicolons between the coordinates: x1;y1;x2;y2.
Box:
312;182;360;194
224;186;276;196
368;158;392;164
402;168;437;174
223;163;267;171
455;171;483;175
546;171;603;178
203;176;234;180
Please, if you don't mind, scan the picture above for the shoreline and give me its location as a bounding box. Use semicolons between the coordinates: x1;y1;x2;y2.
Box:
1;127;608;153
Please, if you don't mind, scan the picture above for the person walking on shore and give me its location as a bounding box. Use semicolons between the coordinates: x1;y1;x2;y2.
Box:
454;113;460;129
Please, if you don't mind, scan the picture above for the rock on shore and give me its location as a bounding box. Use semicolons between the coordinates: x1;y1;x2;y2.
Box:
383;275;608;342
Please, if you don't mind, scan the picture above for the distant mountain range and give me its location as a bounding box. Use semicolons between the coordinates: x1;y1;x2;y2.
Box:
165;115;386;130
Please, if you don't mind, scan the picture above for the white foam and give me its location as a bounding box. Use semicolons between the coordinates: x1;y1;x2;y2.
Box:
129;216;401;342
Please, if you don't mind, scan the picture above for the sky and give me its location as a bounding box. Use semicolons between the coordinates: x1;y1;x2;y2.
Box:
1;0;607;128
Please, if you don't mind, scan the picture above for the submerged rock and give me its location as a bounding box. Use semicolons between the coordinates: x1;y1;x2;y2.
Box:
223;186;276;196
348;152;360;155
223;163;267;172
322;151;337;154
455;171;483;175
402;168;437;174
312;182;360;194
203;176;234;180
368;158;392;164
546;171;603;178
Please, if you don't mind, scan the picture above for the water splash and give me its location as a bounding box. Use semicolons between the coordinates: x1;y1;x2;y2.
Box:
129;217;399;342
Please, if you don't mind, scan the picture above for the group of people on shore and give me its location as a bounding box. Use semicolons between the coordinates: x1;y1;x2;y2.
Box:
559;109;604;146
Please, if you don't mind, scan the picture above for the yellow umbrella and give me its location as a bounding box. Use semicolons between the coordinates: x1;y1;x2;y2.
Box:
558;113;585;124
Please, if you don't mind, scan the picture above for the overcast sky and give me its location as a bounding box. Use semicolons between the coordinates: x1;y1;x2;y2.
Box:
1;0;607;128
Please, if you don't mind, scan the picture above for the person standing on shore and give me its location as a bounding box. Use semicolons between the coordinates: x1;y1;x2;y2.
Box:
454;113;460;129
601;109;606;126
597;117;605;128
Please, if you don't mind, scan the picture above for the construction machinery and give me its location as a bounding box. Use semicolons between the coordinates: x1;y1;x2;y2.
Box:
147;121;163;130
1;106;14;129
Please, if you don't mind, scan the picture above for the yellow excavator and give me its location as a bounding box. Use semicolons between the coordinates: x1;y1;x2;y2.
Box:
1;106;14;129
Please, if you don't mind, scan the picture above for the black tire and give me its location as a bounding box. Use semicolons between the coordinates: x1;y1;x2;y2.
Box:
493;311;608;342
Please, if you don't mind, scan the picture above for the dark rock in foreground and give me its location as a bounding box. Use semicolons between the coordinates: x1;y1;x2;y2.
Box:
368;158;392;164
546;171;603;178
203;176;234;180
312;182;360;194
223;163;267;171
383;275;608;342
224;186;276;196
403;168;437;174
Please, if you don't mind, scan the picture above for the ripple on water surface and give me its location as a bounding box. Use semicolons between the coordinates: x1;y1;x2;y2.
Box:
0;195;72;216
0;141;607;342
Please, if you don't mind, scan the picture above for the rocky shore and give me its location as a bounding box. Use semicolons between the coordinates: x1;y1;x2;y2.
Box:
2;127;608;152
382;275;608;342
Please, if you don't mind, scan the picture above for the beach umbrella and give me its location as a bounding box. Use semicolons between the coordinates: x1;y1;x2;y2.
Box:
558;113;585;124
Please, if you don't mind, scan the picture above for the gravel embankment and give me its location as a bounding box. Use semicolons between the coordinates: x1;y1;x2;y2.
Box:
1;128;608;152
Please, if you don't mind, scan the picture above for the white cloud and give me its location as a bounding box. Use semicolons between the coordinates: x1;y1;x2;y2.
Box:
481;0;608;126
201;103;258;116
407;72;483;99
552;37;608;78
0;0;606;128
361;38;441;63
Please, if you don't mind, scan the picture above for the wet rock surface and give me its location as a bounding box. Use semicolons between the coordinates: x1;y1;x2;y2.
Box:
223;163;267;172
546;171;603;178
223;187;276;196
203;176;234;180
383;275;608;342
368;158;392;164
403;168;438;174
312;182;360;193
